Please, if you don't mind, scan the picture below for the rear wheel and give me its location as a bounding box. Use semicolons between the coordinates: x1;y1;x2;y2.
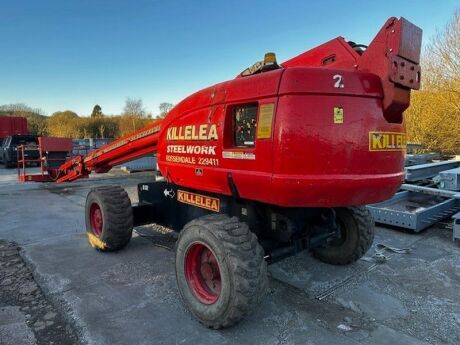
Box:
85;185;133;251
313;206;374;265
175;214;268;329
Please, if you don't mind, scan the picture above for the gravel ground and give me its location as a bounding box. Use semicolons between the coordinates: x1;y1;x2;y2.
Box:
1;165;459;344
0;240;78;344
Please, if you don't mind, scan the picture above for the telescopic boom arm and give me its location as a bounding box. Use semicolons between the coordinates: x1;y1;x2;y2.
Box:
54;121;162;183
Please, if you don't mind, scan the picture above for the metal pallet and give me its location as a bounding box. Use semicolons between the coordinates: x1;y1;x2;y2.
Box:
405;160;460;182
369;158;460;236
453;212;460;241
437;167;460;191
367;191;460;232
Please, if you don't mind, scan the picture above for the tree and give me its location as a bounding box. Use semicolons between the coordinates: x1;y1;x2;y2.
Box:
47;111;80;138
91;104;103;118
0;103;48;136
423;9;460;92
118;98;149;135
78;116;119;139
158;102;173;118
123;98;145;117
405;8;460;154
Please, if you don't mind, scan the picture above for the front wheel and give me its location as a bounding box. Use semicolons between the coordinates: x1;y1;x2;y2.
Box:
175;214;268;329
85;185;133;251
313;206;374;265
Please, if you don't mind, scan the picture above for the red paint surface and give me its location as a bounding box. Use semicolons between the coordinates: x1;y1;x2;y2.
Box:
185;242;221;304
89;203;103;237
0;117;28;139
157;66;404;206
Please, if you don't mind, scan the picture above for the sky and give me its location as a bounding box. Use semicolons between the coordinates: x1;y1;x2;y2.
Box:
0;0;458;116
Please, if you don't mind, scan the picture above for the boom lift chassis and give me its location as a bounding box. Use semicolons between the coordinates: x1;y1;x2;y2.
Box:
23;17;422;328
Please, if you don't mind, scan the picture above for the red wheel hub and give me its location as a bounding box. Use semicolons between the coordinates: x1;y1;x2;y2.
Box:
89;203;103;237
184;242;221;304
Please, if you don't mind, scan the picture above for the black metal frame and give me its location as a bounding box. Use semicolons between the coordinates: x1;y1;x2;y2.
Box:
132;181;340;264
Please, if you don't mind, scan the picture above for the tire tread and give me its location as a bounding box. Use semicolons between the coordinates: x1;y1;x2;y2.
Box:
313;206;374;265
85;185;133;251
177;214;268;329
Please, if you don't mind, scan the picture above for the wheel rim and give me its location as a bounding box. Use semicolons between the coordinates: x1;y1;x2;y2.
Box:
89;203;103;237
184;242;221;304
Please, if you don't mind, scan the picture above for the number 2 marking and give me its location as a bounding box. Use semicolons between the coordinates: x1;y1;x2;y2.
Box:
333;74;344;88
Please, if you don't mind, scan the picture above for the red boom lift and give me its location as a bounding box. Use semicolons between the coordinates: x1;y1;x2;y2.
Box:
36;17;422;328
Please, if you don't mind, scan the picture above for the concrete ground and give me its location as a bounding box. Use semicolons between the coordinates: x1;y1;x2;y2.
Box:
0;165;459;345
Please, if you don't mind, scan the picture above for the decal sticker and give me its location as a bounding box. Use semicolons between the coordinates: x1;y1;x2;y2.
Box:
165;155;219;166
333;107;344;124
163;189;175;198
222;151;256;160
167;145;216;155
167;124;218;141
198;157;219;166
177;190;220;212
257;103;275;139
369;132;406;151
165;143;219;166
166;155;196;164
333;74;344;88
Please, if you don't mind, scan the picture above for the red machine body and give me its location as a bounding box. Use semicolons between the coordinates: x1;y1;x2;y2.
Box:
52;17;422;208
0;116;28;139
158;69;401;207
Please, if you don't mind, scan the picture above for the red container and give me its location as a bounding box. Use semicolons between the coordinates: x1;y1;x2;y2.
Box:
0;117;28;139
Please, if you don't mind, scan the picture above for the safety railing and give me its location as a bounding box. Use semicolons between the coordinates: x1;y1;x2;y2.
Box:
16;144;47;182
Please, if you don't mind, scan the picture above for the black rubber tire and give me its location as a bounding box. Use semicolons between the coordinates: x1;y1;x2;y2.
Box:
313;206;374;265
85;185;133;252
175;214;268;329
